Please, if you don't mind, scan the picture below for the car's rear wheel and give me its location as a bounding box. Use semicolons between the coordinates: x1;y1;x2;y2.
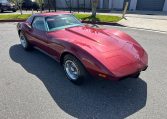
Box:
63;54;87;85
19;32;32;50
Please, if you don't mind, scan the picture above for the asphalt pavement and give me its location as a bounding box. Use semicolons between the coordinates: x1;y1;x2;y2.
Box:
0;23;167;119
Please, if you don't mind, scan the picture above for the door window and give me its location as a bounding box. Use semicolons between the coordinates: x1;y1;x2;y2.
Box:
32;17;46;31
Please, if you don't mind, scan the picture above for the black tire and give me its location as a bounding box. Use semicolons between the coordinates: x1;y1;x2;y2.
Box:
12;9;16;12
63;54;87;85
19;32;33;51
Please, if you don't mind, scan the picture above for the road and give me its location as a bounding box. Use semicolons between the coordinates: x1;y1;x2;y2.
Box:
0;23;167;119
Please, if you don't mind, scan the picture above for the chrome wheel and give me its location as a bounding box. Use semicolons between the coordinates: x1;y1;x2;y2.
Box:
20;33;27;48
64;60;80;80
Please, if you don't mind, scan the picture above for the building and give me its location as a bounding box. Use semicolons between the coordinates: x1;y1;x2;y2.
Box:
55;0;167;12
129;0;167;11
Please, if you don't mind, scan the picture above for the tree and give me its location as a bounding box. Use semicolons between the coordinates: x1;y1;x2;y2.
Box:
91;0;98;17
35;0;44;13
9;0;23;14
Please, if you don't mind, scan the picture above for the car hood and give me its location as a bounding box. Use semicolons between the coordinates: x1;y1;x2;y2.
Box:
65;26;129;52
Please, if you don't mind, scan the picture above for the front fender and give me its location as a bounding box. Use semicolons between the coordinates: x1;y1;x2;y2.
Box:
59;40;112;77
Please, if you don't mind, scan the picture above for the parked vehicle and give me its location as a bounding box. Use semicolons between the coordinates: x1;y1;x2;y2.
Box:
17;12;148;85
0;0;17;13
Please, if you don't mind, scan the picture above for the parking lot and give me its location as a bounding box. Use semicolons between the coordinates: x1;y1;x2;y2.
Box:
0;22;167;119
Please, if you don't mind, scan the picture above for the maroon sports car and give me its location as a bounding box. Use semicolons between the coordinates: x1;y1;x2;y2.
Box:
17;12;148;85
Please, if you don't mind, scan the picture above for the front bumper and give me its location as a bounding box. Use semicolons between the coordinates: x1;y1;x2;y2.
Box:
100;65;148;80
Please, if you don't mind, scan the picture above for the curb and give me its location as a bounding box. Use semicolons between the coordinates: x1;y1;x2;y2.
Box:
0;19;123;26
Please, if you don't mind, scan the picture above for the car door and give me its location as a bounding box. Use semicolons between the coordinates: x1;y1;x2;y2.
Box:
30;16;49;52
44;16;66;61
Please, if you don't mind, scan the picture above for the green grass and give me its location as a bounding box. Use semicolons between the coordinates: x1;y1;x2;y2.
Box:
0;13;122;23
0;14;31;20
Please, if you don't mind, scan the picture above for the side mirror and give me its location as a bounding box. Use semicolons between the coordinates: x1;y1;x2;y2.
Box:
26;23;32;29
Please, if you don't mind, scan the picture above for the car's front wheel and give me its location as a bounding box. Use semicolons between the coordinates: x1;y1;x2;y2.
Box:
19;32;32;50
63;54;87;85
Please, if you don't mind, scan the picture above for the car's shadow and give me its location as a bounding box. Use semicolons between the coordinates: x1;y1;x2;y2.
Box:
9;44;147;119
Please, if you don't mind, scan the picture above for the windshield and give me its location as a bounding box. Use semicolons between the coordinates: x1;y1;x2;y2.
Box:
45;14;83;31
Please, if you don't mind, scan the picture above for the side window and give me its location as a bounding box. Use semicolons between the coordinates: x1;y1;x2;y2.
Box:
32;17;46;31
